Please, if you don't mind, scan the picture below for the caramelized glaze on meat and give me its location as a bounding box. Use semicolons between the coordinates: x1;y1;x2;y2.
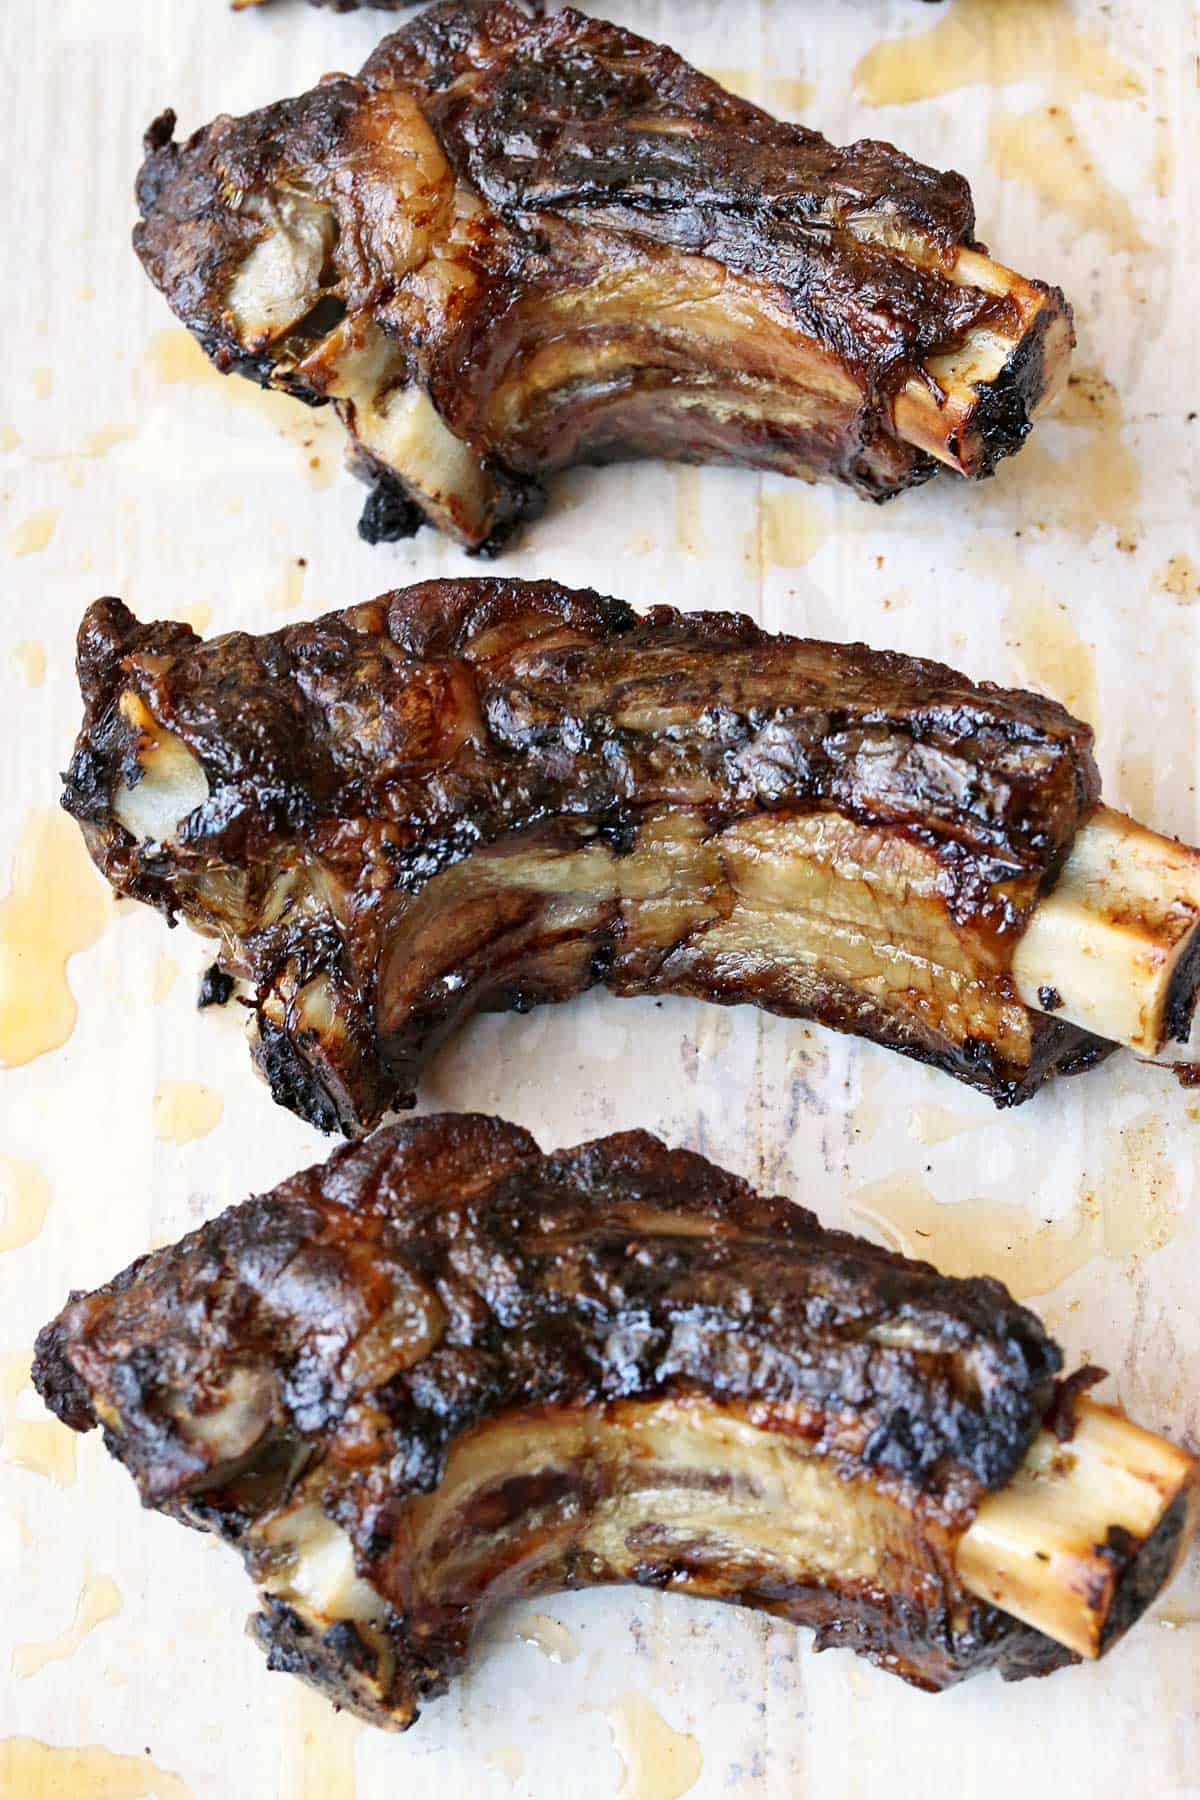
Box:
62;579;1108;1132
135;0;1071;551
34;1116;1077;1725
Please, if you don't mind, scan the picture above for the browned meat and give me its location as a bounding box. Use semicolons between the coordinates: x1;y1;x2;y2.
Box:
234;0;414;10
134;0;1072;552
25;1116;1101;1723
62;579;1114;1133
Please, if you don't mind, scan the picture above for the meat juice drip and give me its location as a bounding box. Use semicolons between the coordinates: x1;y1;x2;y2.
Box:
906;1105;979;1147
8;510;58;558
1158;554;1200;602
852;1177;1100;1300
673;470;709;560
1099;1112;1178;1263
515;1612;580;1663
11;642;46;688
757;492;829;569
0;1351;77;1486
151;1082;224;1147
487;1745;526;1786
853;0;1143;107
608;1694;703;1800
854;1118;1179;1302
12;1576;123;1678
0;1739;194;1799
0;1158;52;1254
281;1685;361;1800
152;956;180;1004
0;809;112;1068
989;108;1147;257
1007;586;1097;724
143;329;341;492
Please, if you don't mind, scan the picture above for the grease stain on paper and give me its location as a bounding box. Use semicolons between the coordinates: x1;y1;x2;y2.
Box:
854;0;1143;106
0;809;113;1067
283;1683;361;1800
1157;554;1199;603
0;1740;193;1799
609;1694;702;1800
153;1082;224;1146
145;329;344;473
32;367;54;400
11;641;46;688
272;562;307;613
1006;587;1097;723
906;1105;978;1147
704;68;816;114
0;1352;76;1486
153;956;180;1004
9;510;58;557
0;1158;52;1254
1100;1113;1177;1263
673;469;709;559
855;1117;1177;1298
758;492;828;568
853;1177;1100;1300
12;1577;123;1678
488;1746;527;1786
81;424;138;460
989;108;1146;255
991;369;1140;543
516;1612;580;1663
171;602;212;636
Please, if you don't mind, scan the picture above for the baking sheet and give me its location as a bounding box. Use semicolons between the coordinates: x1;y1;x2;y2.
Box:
2;1;1198;1794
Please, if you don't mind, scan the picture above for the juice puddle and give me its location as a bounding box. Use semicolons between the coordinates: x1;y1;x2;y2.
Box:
854;0;1143;105
608;1694;702;1800
488;1745;526;1785
516;1612;580;1663
282;1683;362;1800
0;809;112;1067
13;1576;123;1678
0;1351;77;1486
1007;586;1097;722
853;1178;1100;1299
855;1121;1178;1300
0;1158;52;1253
990;107;1146;254
9;510;58;557
758;492;828;568
0;1739;192;1799
11;641;46;687
152;1082;224;1146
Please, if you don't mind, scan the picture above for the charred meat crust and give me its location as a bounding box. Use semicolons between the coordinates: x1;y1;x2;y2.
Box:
134;0;1070;550
58;583;1108;1130
33;1116;1074;1720
63;581;1108;1131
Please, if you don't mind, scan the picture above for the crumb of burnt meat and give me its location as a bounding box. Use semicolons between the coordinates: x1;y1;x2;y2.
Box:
198;964;235;1009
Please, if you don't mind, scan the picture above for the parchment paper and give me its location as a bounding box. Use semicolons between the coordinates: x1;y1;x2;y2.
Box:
2;2;1197;1794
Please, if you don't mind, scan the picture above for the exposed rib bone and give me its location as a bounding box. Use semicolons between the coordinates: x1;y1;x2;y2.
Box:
957;1398;1199;1659
895;250;1073;477
1015;807;1200;1056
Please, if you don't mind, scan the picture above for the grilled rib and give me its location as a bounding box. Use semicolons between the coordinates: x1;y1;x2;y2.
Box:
62;582;1200;1133
134;0;1072;553
33;1118;1197;1726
